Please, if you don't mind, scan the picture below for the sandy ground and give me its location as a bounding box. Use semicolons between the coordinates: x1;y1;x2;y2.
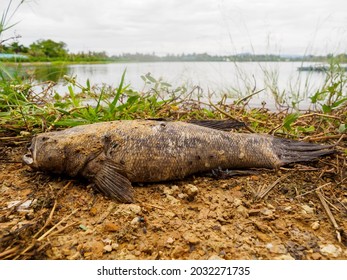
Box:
0;138;346;260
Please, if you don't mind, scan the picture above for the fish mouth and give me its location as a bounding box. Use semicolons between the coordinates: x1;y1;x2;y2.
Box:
22;137;37;167
23;153;34;165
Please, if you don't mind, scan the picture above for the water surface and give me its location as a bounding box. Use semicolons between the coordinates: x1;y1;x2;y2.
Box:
12;61;330;109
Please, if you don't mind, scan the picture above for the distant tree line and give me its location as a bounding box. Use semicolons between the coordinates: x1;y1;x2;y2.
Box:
1;38;347;63
0;39;109;62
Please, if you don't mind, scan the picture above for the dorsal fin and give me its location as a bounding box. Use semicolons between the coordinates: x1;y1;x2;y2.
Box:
187;119;245;131
145;118;245;131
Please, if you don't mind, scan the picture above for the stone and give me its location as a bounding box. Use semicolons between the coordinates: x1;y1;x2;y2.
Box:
103;222;120;232
301;204;314;214
266;243;287;254
163;185;179;195
89;207;98;216
130;217;140;225
256;232;271;243
164;211;176;219
261;208;273;216
311;221;320;230
178;193;188;199
103;245;113;253
82;241;104;258
236;205;249;217
166;237;175;244
274;254;295;260
233;198;242;207
128;204;142;214
165;194;180;205
116;204;142;216
171;245;186;258
311;252;323;260
320;244;342;258
102;238;112;245
183;232;200;244
184;184;199;201
208;255;224;260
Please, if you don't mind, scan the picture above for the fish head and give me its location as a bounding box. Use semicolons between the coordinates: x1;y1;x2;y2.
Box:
23;134;65;174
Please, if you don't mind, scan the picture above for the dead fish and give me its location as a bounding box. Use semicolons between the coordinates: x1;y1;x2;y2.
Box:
23;120;335;203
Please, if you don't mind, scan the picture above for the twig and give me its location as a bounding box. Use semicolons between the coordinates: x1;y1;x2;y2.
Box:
295;182;331;198
207;96;256;133
96;202;117;224
297;112;342;120
13;209;78;259
0;246;20;260
33;199;57;238
37;209;79;241
235;89;264;105
316;189;341;243
255;173;291;200
304;134;345;142
48;221;79;238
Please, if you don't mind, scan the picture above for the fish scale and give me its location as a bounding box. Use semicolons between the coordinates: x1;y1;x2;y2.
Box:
23;120;335;203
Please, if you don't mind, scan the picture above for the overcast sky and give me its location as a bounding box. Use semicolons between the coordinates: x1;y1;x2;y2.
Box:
1;0;347;56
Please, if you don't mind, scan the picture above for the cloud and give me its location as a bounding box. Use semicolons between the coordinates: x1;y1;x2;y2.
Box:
2;0;347;55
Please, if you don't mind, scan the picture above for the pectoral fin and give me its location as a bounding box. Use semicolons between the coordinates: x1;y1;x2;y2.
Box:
93;160;134;203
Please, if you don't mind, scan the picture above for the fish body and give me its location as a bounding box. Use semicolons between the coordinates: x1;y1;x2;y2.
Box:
23;120;334;202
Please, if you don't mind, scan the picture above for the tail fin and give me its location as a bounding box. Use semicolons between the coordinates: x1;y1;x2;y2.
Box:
272;137;336;165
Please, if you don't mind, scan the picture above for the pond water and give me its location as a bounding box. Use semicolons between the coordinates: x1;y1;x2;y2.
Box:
10;61;331;110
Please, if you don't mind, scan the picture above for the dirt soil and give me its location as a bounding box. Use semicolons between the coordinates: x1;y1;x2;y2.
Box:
1;138;346;260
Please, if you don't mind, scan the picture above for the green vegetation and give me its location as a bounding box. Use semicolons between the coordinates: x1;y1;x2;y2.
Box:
0;0;346;143
2;39;347;63
1;62;346;145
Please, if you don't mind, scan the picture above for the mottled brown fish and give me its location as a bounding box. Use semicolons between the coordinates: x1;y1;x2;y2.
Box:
23;120;335;203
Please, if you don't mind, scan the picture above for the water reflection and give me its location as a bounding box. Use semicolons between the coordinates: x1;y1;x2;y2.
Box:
2;63;68;82
1;62;332;110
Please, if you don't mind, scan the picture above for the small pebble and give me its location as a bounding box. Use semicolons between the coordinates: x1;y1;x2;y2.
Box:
183;232;200;244
311;221;320;230
103;222;120;232
165;194;180;205
233;198;242;207
89;207;98;216
320;244;342;258
274;254;295;260
266;243;287;254
166;237;175;244
130;217;140;225
164;211;176;219
236;205;249;217
184;184;199;201
103;245;113;253
116;204;142;215
208;255;224;260
102;238;112;245
301;204;314;214
178;193;187;199
261;208;273;216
